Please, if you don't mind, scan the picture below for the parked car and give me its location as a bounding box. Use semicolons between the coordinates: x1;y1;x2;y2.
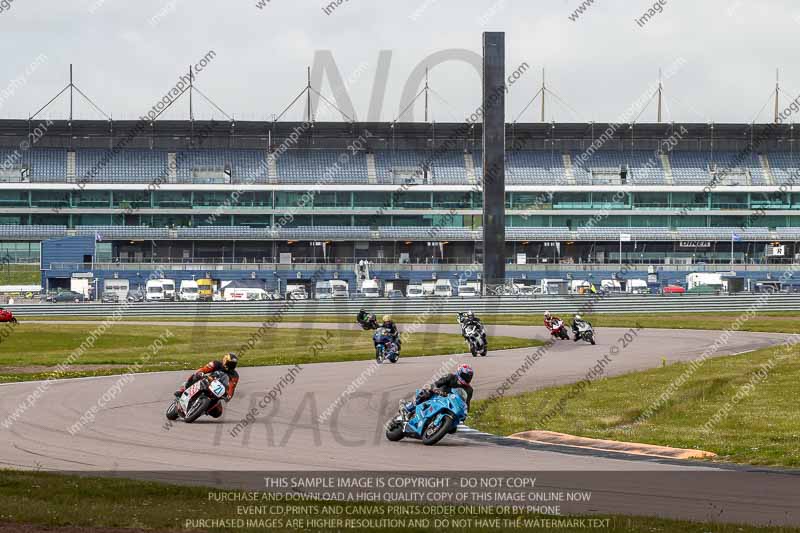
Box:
49;290;86;303
127;289;145;302
387;289;403;299
101;293;120;303
662;285;686;295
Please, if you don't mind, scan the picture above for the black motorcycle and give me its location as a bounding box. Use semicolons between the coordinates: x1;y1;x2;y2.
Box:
357;311;379;330
458;313;488;357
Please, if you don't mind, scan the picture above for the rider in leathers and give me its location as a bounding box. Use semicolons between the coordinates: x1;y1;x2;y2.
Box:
174;353;239;418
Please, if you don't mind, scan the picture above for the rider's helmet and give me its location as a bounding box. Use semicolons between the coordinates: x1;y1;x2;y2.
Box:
382;314;392;324
544;310;551;319
456;363;474;385
466;311;475;320
222;352;239;372
574;314;582;321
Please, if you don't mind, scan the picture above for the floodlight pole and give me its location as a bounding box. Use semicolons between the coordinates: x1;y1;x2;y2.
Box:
657;68;662;123
540;68;545;122
307;66;312;123
774;68;780;124
424;67;429;122
189;65;194;121
69;64;73;121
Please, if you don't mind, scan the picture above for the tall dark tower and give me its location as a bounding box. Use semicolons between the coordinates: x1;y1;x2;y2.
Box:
482;32;506;288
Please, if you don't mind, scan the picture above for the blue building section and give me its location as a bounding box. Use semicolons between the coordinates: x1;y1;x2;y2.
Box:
38;237;798;297
40;236;97;291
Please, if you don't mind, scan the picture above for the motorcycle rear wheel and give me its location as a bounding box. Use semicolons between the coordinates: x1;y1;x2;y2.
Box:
422;414;455;446
184;396;211;423
385;419;405;441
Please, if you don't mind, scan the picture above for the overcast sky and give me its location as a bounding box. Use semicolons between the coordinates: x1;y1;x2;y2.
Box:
0;0;798;124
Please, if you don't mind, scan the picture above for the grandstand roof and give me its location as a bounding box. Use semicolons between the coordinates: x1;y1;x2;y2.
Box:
0;119;797;150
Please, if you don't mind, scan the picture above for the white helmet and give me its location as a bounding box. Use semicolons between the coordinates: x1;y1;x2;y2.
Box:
544;310;551;319
574;314;582;320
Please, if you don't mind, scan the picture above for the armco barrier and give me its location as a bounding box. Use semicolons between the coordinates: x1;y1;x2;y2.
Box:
6;293;799;318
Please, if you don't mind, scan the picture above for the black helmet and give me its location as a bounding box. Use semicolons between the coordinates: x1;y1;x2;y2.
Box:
222;352;238;371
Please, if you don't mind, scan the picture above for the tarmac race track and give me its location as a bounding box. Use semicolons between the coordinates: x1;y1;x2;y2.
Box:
1;322;798;526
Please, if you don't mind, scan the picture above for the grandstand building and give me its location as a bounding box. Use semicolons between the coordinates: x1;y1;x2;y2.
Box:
1;119;800;293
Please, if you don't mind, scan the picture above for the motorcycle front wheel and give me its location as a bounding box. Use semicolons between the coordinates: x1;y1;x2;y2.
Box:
385;419;405;441
184;396;211;423
165;401;179;421
422;414;455;446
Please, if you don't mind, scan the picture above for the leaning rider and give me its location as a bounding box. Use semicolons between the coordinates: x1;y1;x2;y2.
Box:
174;352;240;418
571;313;589;339
357;309;378;329
380;314;401;347
543;310;561;331
459;311;486;341
403;364;474;416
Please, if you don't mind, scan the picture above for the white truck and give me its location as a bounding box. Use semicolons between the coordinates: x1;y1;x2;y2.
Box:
360;279;381;298
421;280;436;297
434;279;454;297
601;279;623;293
569;280;591;294
330;280;349;298
686;272;731;291
286;283;309;300
224;286;268;301
161;279;176;301
145;279;165;301
539;278;569;295
314;281;334;299
70;277;92;299
179;280;200;301
626;279;649;294
457;281;481;297
103;279;129;302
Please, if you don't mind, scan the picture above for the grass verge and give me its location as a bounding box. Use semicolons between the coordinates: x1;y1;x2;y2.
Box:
21;311;800;334
470;343;800;467
0;323;539;383
0;470;797;533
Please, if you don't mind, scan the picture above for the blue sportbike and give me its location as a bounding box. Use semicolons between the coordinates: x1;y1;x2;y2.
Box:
373;327;399;364
385;388;468;445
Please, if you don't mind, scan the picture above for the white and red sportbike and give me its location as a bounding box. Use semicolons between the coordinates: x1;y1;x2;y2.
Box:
165;372;229;423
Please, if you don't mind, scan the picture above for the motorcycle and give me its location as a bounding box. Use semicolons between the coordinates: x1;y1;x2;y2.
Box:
357;312;378;330
373;327;399;364
458;315;487;357
165;371;229;423
573;321;596;345
0;308;17;324
548;318;570;340
385;388;469;446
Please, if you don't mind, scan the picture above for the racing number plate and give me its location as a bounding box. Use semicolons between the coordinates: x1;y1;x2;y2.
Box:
209;380;226;398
